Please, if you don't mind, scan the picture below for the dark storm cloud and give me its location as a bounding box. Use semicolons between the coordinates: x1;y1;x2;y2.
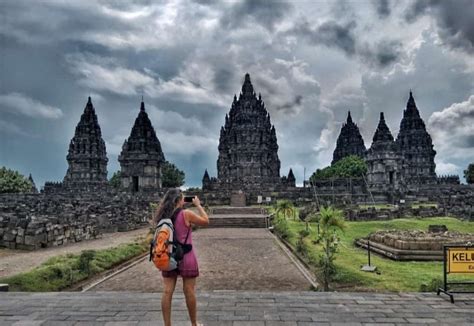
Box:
405;0;474;53
373;0;391;18
213;68;235;93
360;40;403;68
290;20;357;56
290;20;401;68
274;95;303;114
220;0;293;31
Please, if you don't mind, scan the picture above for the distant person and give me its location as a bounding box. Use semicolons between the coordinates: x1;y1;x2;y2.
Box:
152;188;209;326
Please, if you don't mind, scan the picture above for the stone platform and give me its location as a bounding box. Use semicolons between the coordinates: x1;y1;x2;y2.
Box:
1;291;473;325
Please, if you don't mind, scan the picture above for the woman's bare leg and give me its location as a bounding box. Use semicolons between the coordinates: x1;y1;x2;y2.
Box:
183;277;198;326
161;275;177;326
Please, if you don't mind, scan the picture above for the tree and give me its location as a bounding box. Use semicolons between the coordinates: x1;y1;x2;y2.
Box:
310;155;367;183
162;161;185;188
0;167;33;193
316;206;346;291
109;171;121;188
275;199;296;220
464;163;474;184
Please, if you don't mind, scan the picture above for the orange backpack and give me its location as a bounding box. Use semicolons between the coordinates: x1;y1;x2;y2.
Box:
149;211;192;271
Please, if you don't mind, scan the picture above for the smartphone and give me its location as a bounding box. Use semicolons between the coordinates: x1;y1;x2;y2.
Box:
184;196;194;203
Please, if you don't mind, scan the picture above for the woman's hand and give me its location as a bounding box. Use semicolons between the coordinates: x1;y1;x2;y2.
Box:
192;196;201;207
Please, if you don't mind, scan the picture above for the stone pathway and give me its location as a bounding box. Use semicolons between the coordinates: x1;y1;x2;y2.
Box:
0;228;148;278
1;291;472;325
90;228;311;292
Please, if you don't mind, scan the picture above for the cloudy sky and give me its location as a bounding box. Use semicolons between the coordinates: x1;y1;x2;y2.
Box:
1;0;473;188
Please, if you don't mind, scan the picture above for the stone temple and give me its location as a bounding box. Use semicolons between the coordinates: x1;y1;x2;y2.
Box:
63;97;108;189
333;91;455;189
203;73;294;191
396;91;437;185
118;101;165;192
332;111;366;164
366;112;404;193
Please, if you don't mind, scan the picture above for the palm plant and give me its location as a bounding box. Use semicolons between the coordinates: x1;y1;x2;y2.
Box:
316;206;345;291
275;200;296;220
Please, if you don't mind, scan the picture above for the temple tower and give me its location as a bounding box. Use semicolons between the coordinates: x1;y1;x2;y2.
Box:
395;91;436;184
28;174;38;193
332;111;366;164
118;101;165;192
215;73;281;190
63;97;108;188
367;113;403;193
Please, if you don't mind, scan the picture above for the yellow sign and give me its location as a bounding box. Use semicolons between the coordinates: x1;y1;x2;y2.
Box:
447;247;474;273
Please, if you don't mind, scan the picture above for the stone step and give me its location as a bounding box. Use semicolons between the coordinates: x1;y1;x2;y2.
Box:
206;215;267;228
210;206;268;215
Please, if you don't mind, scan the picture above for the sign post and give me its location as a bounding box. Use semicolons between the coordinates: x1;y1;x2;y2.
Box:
437;244;474;303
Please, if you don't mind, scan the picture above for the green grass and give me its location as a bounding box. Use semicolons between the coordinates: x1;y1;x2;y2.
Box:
280;216;474;292
0;241;148;292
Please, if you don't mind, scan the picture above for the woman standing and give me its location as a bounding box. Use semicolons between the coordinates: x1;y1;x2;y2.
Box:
152;188;209;326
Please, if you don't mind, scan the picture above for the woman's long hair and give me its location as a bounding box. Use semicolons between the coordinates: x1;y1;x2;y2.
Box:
152;188;183;226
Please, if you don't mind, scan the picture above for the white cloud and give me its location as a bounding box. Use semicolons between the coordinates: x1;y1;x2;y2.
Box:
159;130;218;157
436;162;460;175
0;93;63;119
66;54;156;96
428;95;474;161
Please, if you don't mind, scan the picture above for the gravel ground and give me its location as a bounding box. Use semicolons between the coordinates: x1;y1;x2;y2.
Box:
90;228;311;292
0;228;149;278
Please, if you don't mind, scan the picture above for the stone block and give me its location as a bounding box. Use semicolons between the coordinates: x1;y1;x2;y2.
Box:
4;232;16;242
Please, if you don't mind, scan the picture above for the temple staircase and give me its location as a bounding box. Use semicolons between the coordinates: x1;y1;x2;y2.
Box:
205;206;269;228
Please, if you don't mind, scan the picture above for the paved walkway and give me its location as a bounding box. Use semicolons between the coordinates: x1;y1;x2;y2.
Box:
1;291;472;325
90;229;311;292
0;228;148;278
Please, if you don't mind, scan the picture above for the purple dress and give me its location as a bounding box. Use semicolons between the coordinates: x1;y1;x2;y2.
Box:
162;210;199;278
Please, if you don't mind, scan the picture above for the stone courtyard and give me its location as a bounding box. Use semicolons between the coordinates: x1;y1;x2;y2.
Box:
89;228;311;292
1;291;473;325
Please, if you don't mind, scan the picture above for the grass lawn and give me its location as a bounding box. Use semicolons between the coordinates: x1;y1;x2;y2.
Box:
281;216;474;292
0;241;148;291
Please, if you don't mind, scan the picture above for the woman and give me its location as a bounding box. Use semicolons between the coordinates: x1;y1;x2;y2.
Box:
153;188;209;326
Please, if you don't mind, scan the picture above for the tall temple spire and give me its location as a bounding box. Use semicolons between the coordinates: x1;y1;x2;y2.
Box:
118;101;165;191
396;90;436;184
405;90;420;117
372;112;394;144
332;111;366;164
64;97;108;188
347;111;353;124
28;174;38;193
214;73;281;190
241;73;254;96
367;112;403;192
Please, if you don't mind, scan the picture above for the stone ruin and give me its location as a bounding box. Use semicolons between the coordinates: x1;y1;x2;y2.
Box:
0;192;159;250
333;91;456;195
2;77;474;251
355;227;474;261
202;73;295;194
0;97;171;250
332;111;366;164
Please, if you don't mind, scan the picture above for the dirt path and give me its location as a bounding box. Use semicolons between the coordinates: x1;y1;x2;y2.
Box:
0;228;149;278
90;228;311;292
